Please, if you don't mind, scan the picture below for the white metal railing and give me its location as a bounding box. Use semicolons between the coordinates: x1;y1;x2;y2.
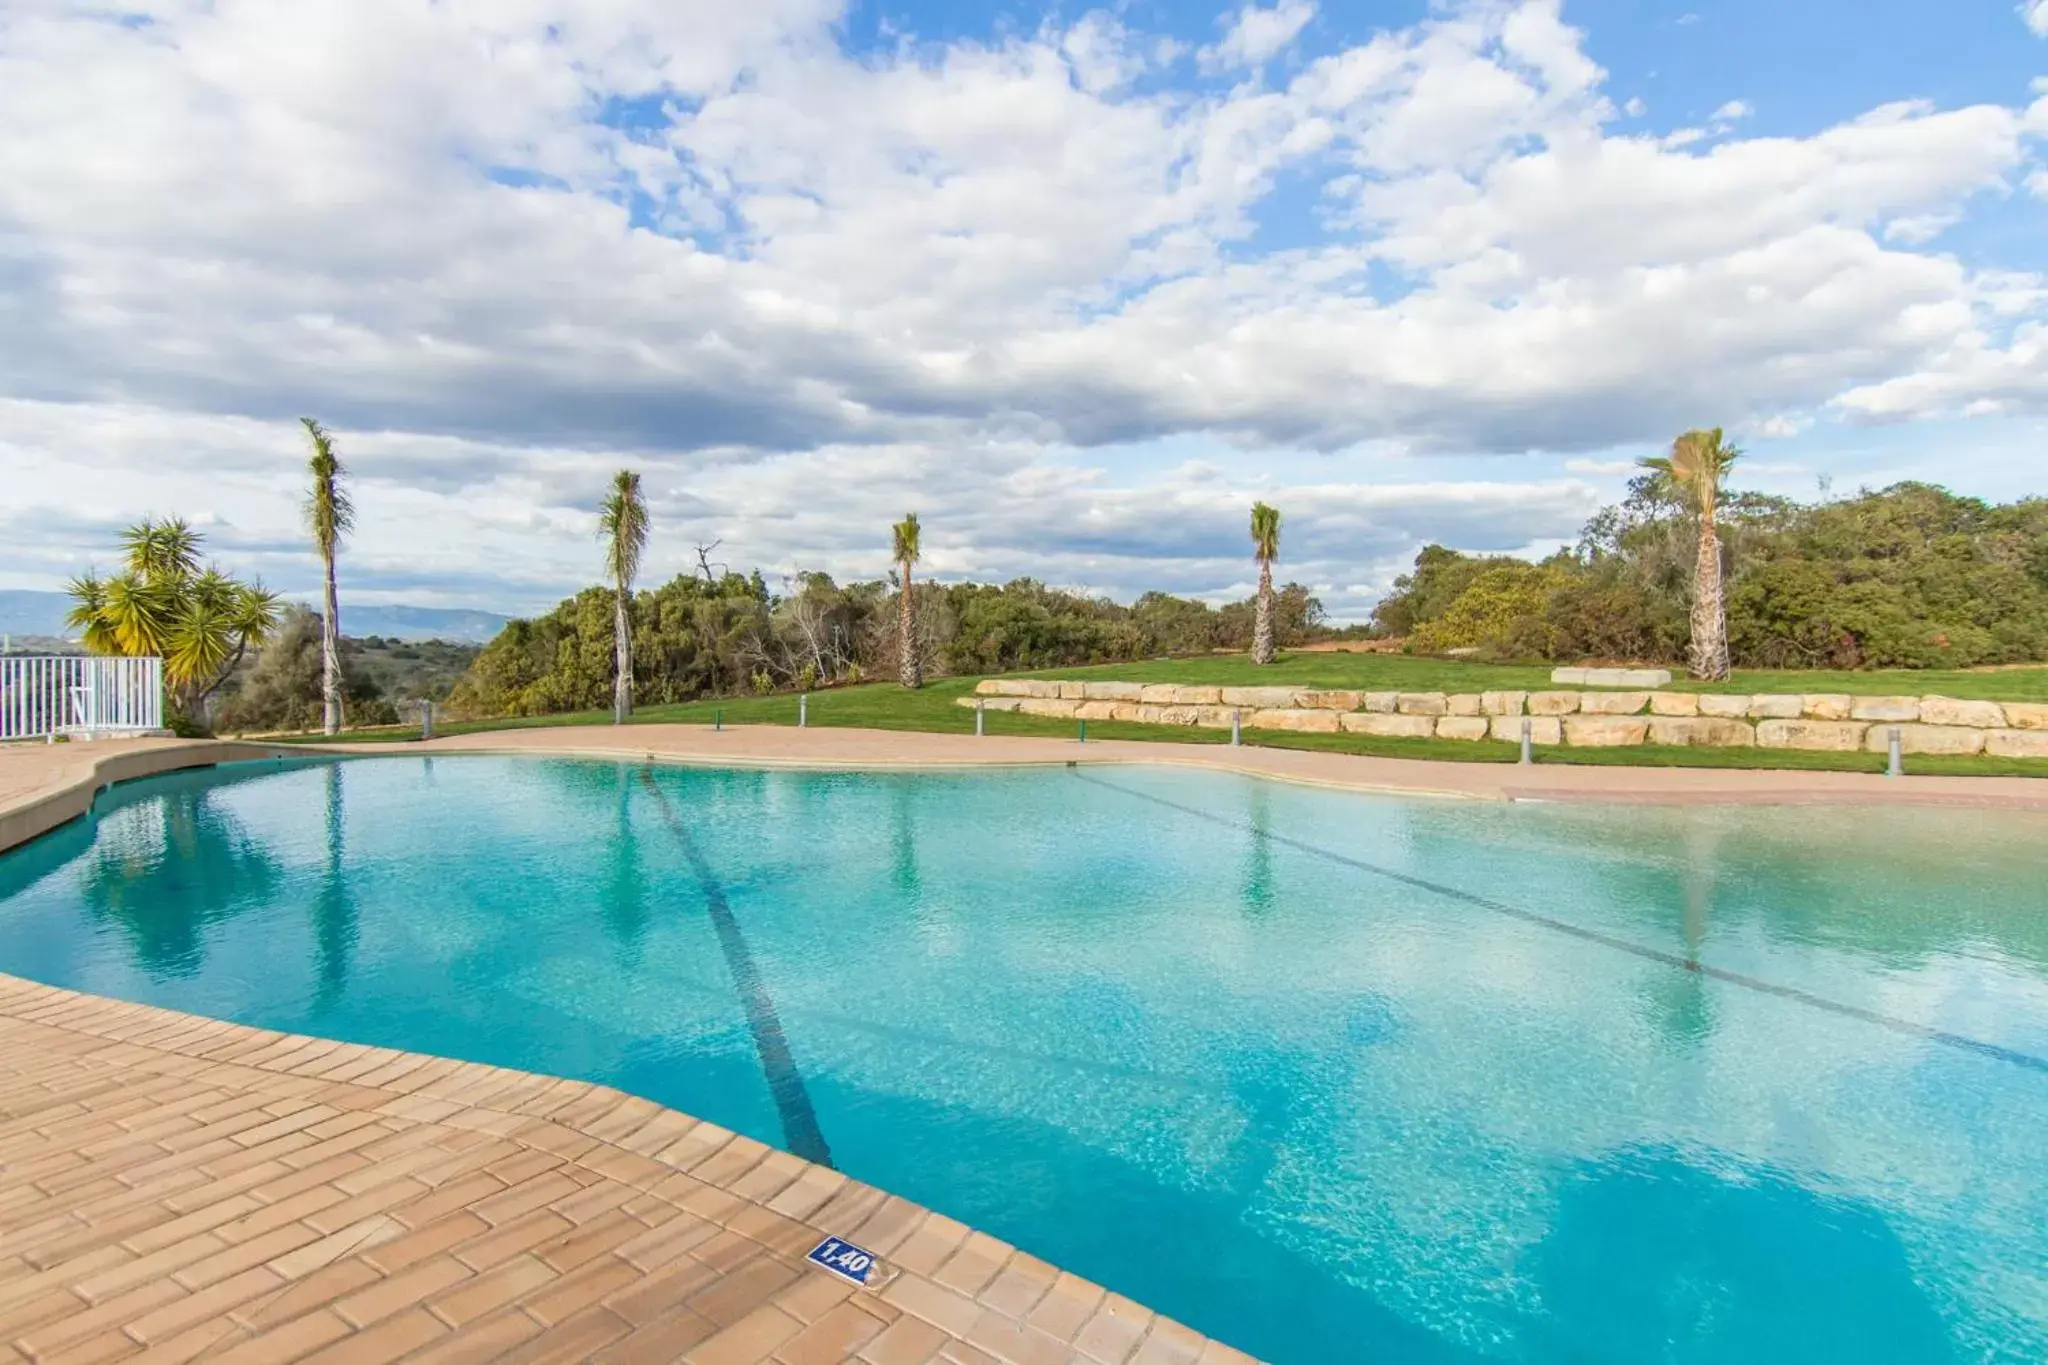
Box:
0;656;164;741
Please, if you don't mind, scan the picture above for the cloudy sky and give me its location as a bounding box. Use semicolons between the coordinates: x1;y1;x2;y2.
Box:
2;0;2045;620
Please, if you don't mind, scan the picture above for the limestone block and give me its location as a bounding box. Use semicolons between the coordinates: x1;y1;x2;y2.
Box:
1986;729;2048;758
1527;691;1582;716
1434;717;1492;741
955;696;1023;712
1648;692;1699;716
1865;723;1985;757
1057;681;1088;700
1174;685;1225;706
1849;696;1920;723
1801;694;1855;721
1139;684;1180;704
1396;692;1449;716
1646;717;1755;748
1082;682;1144;702
1489;715;1562;745
1340;713;1437;738
1249;708;1341;733
1194;707;1236;729
1220;686;1303;709
1361;692;1400;713
1025;680;1064;698
1300;690;1364;711
1698;694;1751;718
1446;694;1484;716
1075;701;1120;720
1919;696;2006;729
978;680;1028;697
1997;702;2048;731
1559;666;1672;687
1748;695;1804;719
1018;699;1079;718
1579;691;1650;715
1480;691;1527;716
1563;716;1650;747
1110;704;1146;722
1755;719;1867;751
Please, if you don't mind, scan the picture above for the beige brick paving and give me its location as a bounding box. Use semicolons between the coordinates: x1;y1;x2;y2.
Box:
0;977;1258;1364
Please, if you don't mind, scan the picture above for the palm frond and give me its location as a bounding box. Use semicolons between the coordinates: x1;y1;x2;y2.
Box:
598;469;649;591
302;418;355;551
1250;502;1281;563
892;513;921;566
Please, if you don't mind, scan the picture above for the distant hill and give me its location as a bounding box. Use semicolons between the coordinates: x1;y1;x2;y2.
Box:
0;590;507;644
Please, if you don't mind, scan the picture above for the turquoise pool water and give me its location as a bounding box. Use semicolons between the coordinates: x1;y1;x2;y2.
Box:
2;755;2045;1363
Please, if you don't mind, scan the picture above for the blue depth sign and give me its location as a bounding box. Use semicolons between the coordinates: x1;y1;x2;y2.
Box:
806;1235;877;1286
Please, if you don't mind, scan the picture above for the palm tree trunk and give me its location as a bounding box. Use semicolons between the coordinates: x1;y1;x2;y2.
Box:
898;563;921;689
1252;561;1276;665
321;554;341;735
613;589;632;723
1689;515;1730;680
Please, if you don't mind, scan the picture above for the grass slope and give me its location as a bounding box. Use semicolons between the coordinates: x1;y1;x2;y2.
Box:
288;664;2048;779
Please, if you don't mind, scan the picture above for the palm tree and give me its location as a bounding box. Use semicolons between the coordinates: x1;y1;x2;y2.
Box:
1250;502;1281;665
598;470;649;723
893;513;922;689
301;418;353;735
1641;428;1741;680
66;517;280;725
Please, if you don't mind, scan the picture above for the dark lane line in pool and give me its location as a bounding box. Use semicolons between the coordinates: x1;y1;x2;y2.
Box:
1072;772;2048;1077
637;768;836;1168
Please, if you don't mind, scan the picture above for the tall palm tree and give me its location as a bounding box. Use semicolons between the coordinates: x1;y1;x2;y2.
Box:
1250;502;1281;665
598;470;649;723
1641;428;1741;680
301;418;353;735
893;513;922;689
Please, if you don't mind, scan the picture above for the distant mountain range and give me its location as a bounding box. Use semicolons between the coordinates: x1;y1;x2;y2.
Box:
0;590;509;644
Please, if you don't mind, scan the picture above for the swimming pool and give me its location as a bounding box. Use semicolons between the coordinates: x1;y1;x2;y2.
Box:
1;755;2043;1363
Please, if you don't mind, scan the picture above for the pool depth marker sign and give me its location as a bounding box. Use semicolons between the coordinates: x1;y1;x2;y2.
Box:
806;1235;883;1287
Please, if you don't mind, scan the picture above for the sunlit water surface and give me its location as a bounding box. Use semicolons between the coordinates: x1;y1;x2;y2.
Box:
1;756;2044;1363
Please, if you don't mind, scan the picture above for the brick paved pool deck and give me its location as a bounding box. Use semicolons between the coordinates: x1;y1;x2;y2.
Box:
3;729;2044;1362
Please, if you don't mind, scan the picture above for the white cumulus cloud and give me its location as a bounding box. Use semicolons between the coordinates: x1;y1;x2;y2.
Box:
0;0;2043;614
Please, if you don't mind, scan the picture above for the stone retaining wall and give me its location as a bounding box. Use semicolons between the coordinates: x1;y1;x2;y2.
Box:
965;680;2048;757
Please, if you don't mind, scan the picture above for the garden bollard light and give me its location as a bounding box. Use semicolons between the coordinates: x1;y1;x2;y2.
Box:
975;698;985;736
1520;717;1532;765
1887;726;1902;778
799;694;808;728
1079;718;1087;743
421;700;434;742
1231;709;1242;746
714;709;722;732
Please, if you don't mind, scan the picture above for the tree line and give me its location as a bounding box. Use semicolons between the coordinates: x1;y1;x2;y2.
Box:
1376;461;2048;672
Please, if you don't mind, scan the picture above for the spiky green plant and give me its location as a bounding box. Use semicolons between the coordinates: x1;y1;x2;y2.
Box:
65;517;280;727
598;470;649;723
1640;428;1741;680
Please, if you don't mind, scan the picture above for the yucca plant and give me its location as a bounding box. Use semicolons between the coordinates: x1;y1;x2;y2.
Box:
893;513;922;689
598;470;649;723
66;517;280;728
1250;502;1281;665
1640;428;1741;680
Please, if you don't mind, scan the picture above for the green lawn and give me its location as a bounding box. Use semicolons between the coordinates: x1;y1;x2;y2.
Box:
995;652;2048;702
280;664;2048;779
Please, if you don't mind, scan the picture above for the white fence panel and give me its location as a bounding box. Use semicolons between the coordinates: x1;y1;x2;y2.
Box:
0;656;164;741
